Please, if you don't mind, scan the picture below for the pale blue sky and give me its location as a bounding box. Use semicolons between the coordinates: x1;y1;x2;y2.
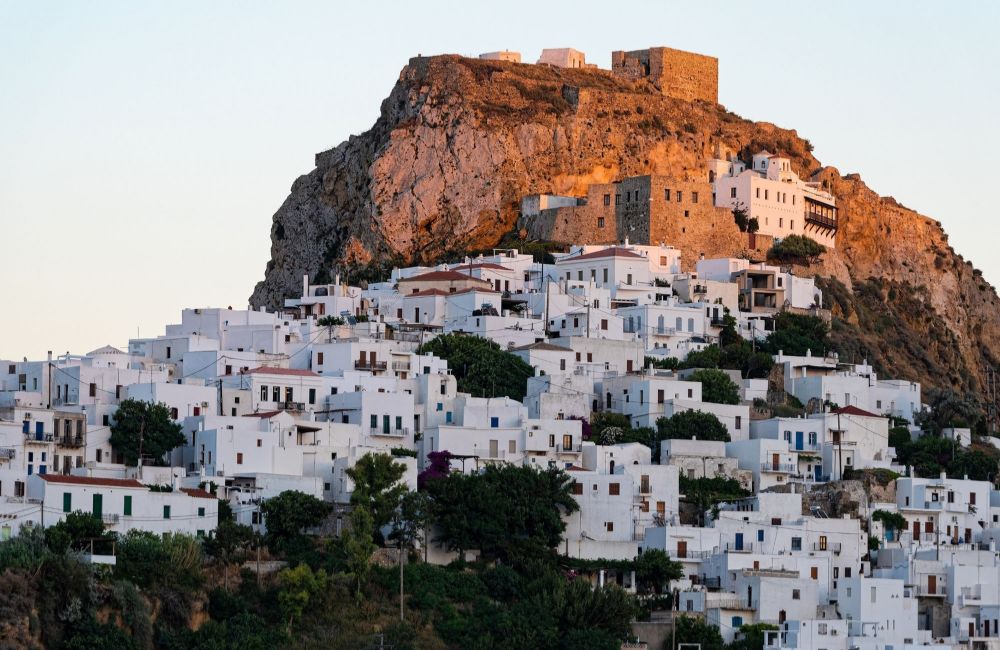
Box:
1;1;997;359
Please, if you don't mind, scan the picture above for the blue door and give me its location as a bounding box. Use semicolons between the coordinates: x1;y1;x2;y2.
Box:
814;465;822;481
35;421;43;440
735;533;744;550
795;431;803;451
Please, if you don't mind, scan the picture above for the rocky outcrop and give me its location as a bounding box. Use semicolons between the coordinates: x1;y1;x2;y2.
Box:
250;54;1000;396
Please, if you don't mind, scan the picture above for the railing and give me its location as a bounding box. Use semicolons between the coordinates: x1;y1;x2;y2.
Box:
369;427;409;438
693;286;708;295
724;542;754;553
101;514;120;526
278;401;306;411
913;584;945;597
812;542;842;553
57;436;85;448
668;549;713;560
804;211;837;229
354;360;388;371
25;433;54;443
710;317;726;327
711;597;753;611
0;448;15;460
555;443;582;453
699;576;722;589
761;462;797;473
391;361;410;371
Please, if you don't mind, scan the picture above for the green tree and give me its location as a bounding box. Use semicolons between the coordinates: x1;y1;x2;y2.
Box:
277;563;328;632
679;476;751;526
680;345;722;369
44;511;105;554
718;311;740;348
426;465;578;564
417;334;535;401
635;549;682;595
657;410;730;442
759;312;829;356
590;412;632;441
390;490;432;551
728;623;778;650
342;505;377;599
670;615;725;650
346;452;408;538
767;234;826;262
688;369;741;405
872;510;907;542
261;490;330;550
948;448;999;482
110;399;186;466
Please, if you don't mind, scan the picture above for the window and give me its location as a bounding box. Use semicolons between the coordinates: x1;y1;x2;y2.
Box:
792;589;800;600
676;191;682;202
548;434;555;448
123;495;132;516
765;190;769;201
163;505;171;519
257;439;262;447
272;386;280;402
308;388;316;405
166;346;171;359
236;453;243;465
692;192;699;203
658;390;664;404
198;507;205;517
490;417;499;428
601;319;608;330
818;535;828;551
572;482;583;495
63;492;72;513
818;624;828;635
587;353;593;362
609;483;620;496
735;416;741;430
844;567;852;578
88;382;96;397
284;387;294;403
730;187;737;198
563;434;573;450
370;414;377;429
615;194;620;205
757;529;764;542
597;217;605;228
603;193;611;206
260;386;268;401
605;521;614;532
664;189;671;201
791;537;802;551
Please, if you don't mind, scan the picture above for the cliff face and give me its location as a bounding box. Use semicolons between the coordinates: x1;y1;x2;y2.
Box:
250;54;1000;395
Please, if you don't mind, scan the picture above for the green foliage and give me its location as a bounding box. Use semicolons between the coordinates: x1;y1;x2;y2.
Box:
635;549;682;595
728;623;778;650
688;368;741;405
0;526;52;572
670;615;725;650
732;204;749;232
657;410;731;442
767;234;826;262
277;563;329;631
425;464;578;565
417;333;535;401
116;530;204;592
62;616;140;650
872;509;907;534
346;452;408;536
158;611;287;650
203;499;254;560
759;312;829;356
590;411;632;441
261;490;330;550
390;490;432;550
341;505;376;599
111;579;152;649
682;341;773;380
110;399;186;466
679;475;751;525
646;355;679;370
317;315;345;327
869;535;881;551
45;511;106;554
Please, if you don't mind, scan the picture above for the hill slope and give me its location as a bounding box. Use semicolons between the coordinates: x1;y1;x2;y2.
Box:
250;54;1000;398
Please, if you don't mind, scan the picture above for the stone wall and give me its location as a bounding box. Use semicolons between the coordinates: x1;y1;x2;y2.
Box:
612;47;718;103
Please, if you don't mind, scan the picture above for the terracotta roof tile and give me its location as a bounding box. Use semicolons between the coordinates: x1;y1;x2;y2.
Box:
180;487;218;500
560;247;645;262
833;405;881;418
39;474;146;489
246;367;318;377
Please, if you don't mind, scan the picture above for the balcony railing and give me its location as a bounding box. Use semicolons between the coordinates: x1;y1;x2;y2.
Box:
699;575;722;589
101;513;120;526
278;401;306;411
369;427;409;438
0;448;15;460
391;361;410;371
555;443;582;453
711;597;753;611
812;542;842;554
804;211;837;229
354;360;388;371
668;549;713;560
57;436;85;448
724;542;754;553
25;433;54;443
761;462;797;473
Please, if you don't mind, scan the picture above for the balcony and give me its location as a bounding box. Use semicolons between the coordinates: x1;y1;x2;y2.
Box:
57;436;85;448
711;597;754;611
277;401;306;412
812;542;842;554
724;541;754;553
761;462;797;473
391;361;410;371
698;575;722;589
25;433;54;444
913;584;945;598
668;548;713;560
710;317;726;327
354;360;388;371
692;286;708;295
369;427;409;438
555;443;582;453
0;448;15;461
804;211;837;229
101;513;120;527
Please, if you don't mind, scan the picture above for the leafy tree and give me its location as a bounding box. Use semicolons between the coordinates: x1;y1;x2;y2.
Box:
872;510;907;541
590;412;632;441
646;355;680;370
635;549;682;595
277;563;328;632
425;465;578;564
680;345;722;369
948;448;999;482
919;389;982;435
767;234;826;262
688;369;741;405
44;511;105;553
657;410;730;442
261;490;330;550
110;399;186;466
418;450;453;489
341;505;377;599
759;312;829;356
718;311;740;348
728;623;778;650
62;616;140;650
679;476;751;526
390;490;432;551
732;203;749;232
115;530;203;592
747;216;760;234
204;500;254;561
670;615;725;650
0;526;51;572
417;334;534;401
346;452;408;538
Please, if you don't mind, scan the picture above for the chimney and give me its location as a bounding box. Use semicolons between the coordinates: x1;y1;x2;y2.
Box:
940;470;947;482
302;274;309;297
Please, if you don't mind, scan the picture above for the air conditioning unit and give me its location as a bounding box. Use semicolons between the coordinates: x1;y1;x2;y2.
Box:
201;402;210;408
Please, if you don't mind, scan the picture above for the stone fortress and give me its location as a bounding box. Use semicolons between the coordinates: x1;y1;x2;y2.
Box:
479;45;718;103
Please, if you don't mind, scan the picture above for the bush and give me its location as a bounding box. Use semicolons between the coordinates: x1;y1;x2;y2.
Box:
768;234;826;262
657;410;730;442
687;369;741;405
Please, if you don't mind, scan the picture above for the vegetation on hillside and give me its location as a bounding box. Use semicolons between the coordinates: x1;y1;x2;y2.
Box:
417;333;535;402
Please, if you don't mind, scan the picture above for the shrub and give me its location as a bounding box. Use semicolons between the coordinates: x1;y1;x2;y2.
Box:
768;234;826;262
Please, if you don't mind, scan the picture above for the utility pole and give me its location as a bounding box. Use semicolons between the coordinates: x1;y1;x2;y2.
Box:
399;536;405;622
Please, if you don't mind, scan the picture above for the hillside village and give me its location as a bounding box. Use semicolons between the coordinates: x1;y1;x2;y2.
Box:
3;45;1000;650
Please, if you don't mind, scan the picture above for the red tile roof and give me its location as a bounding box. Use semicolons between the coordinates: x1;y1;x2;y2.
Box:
561;247;645;262
406;289;449;297
244;410;281;418
246;366;318;377
565;465;589;472
399;270;490;283
833;405;881;418
180;487;217;500
39;474;146;489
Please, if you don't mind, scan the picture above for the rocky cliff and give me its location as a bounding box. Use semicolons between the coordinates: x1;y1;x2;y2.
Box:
250;54;1000;397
